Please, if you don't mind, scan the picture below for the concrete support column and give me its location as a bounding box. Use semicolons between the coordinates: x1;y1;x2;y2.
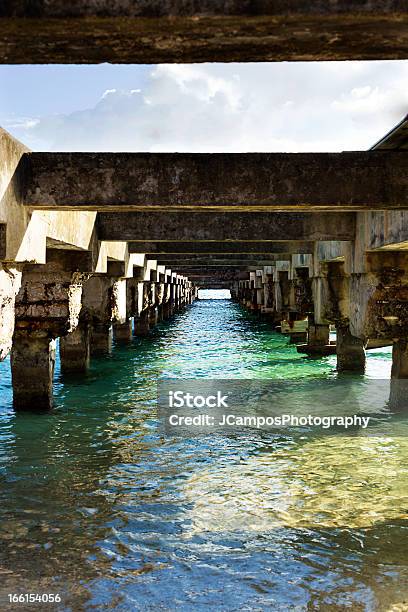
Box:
308;323;330;346
11;332;56;411
391;340;408;379
11;266;84;410
174;284;180;311
134;310;150;336
60;323;90;372
336;325;366;373
113;319;133;342
149;306;159;327
163;300;173;320
81;276;127;354
389;340;408;410
91;323;112;354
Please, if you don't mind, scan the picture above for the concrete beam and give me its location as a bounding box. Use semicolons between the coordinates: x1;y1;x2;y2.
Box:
129;241;314;254
159;259;286;268
148;258;291;267
24;152;408;212
0;129;133;267
1;3;407;63
171;268;249;277
147;253;291;261
98;212;355;242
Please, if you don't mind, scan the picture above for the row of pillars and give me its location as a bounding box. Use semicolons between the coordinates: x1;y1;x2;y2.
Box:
231;261;382;376
9;265;197;411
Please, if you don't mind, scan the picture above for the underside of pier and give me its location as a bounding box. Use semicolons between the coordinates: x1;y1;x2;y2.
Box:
1;3;408;409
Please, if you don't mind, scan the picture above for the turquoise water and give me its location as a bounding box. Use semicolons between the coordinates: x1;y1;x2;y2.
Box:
0;299;407;611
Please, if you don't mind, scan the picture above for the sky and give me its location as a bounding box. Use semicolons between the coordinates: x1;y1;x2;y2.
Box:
0;61;407;152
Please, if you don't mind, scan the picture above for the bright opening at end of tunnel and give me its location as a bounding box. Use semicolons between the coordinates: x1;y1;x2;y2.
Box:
197;289;231;300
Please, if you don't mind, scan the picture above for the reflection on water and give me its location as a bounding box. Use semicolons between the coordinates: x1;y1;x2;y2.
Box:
185;436;408;533
0;300;406;611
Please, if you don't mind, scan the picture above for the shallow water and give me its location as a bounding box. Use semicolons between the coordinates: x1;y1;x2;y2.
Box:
0;299;406;611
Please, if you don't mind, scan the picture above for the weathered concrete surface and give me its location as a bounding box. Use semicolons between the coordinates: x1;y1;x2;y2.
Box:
129;241;314;254
391;340;408;378
1;128;136;270
308;323;330;347
364;253;408;342
81;276;128;354
134;309;150;336
0;128;30;261
113;320;133;342
178;270;242;281
60;324;91;372
11;333;56;411
1;2;407;64
0;264;22;360
148;254;293;266
363;211;408;251
98;211;355;242
11;266;86;410
336;325;366;372
24;152;408;211
152;261;290;268
14;267;84;337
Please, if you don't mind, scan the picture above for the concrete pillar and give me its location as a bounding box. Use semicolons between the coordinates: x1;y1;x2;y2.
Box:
91;323;112;354
149;306;159;327
60;323;90;372
336;325;366;373
391;340;408;379
389;340;408;410
308;323;330;346
113;319;133;342
11;332;56;411
134;310;150;336
162;300;173;320
12;266;84;410
0;265;22;361
81;276;127;354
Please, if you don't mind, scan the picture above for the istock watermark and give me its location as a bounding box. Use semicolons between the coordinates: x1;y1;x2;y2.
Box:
157;379;402;437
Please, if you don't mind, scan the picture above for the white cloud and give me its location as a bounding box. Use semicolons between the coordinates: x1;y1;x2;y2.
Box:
6;61;408;152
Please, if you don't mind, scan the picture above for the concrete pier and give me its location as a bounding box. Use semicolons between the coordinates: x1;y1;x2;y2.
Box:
1;107;408;408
